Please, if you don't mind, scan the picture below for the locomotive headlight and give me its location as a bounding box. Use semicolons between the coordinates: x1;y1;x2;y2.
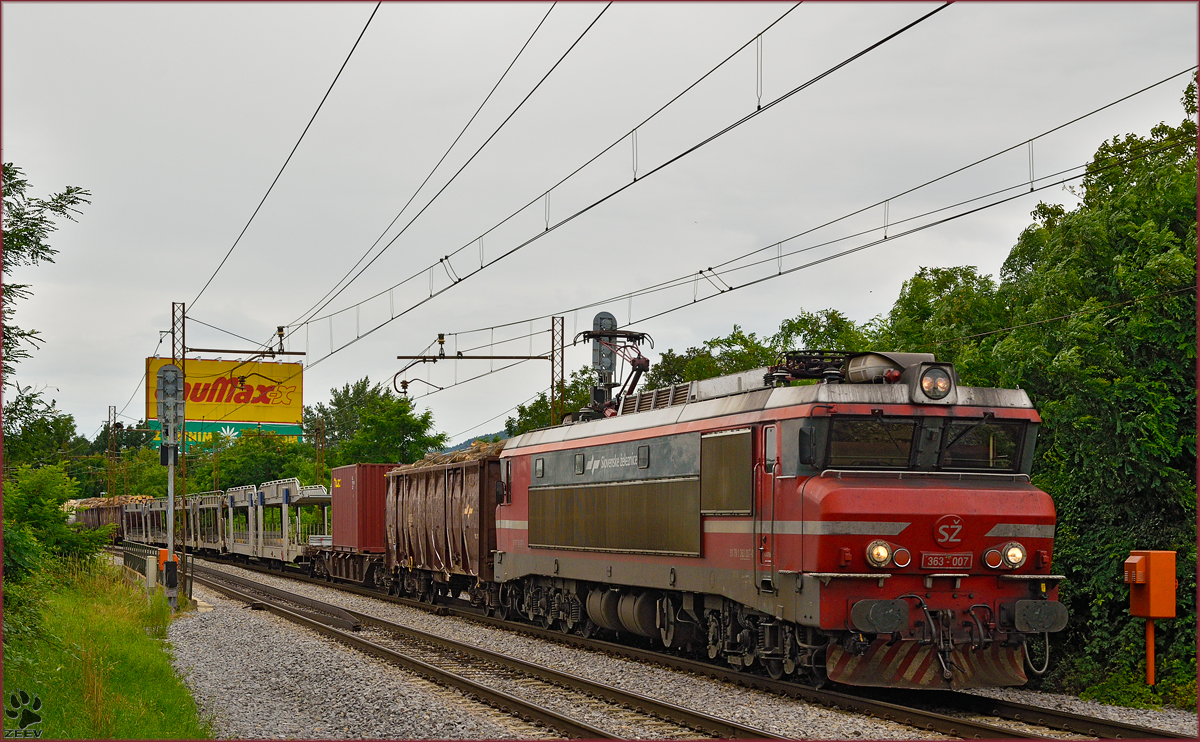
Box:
1002;542;1027;568
866;540;892;568
920;368;953;399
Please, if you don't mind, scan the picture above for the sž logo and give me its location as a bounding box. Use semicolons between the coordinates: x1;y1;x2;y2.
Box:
933;514;964;548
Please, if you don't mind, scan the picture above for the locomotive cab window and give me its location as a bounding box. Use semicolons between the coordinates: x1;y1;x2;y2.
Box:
940;419;1024;471
827;417;916;469
535;458;544;478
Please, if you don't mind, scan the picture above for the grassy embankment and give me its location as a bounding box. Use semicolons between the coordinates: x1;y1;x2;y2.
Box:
2;559;213;739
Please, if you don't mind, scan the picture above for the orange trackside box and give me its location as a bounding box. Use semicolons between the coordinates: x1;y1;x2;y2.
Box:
1124;550;1176;618
159;545;180;569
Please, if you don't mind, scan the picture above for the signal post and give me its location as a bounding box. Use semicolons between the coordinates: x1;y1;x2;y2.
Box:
156;363;184;609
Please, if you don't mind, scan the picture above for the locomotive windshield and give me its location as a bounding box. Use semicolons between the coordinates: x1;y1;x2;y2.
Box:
939;419;1024;471
821;415;1029;472
827;417;916;469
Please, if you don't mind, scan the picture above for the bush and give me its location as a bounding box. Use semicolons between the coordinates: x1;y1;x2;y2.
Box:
2;522;53;666
3;464;112;559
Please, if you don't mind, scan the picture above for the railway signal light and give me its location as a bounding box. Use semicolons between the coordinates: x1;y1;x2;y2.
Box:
156;363;185;440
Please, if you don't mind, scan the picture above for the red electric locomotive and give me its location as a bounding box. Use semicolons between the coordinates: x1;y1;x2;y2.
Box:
488;344;1068;690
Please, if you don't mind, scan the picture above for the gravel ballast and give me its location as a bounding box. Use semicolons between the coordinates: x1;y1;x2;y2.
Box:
169;584;551;739
967;687;1198;737
190;561;1199;739
193;562;951;739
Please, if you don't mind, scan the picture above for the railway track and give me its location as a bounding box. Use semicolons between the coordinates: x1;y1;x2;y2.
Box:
192;564;783;740
191;555;1190;740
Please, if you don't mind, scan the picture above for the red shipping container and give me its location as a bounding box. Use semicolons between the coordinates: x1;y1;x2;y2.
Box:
331;463;395;552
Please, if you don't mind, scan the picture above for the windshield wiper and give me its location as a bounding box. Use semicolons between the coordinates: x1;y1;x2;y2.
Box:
938;412;994;464
872;410;909;454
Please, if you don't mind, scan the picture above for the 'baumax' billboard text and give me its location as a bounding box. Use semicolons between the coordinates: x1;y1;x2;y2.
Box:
145;357;303;425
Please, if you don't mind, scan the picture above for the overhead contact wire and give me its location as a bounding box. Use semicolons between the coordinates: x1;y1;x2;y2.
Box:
189;2;382;312
299;2;802;334
434;66;1197;341
294;2;798;334
294;2;612;328
412;133;1192;414
626;136;1192;327
288;2;559;328
303;2;944;367
187;317;276;349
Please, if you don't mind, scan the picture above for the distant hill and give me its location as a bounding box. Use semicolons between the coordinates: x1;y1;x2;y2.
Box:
443;431;507;453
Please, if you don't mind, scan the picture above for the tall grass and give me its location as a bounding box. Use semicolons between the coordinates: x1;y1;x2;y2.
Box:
2;559;213;739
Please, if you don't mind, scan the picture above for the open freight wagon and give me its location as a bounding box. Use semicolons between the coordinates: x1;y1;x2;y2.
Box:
310;450;502;604
385;453;502;605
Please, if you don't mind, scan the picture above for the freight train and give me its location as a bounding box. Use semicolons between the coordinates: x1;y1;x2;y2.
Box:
88;345;1068;691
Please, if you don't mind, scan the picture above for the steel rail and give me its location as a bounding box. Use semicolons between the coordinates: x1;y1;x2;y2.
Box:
196;567;779;739
193;563;360;629
198;557;1190;740
341;606;783;739
191;572;614;739
197;559;1032;739
872;689;1195;740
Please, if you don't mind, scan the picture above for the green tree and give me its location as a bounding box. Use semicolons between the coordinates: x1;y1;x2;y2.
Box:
643;325;775;388
3;464;111;559
2;520;52;656
303;377;393;446
874;266;1007;385
2;384;88;468
184;431;309;491
89;418;157;457
505;366;597;437
1;162;90;381
981;81;1197;697
642;347;702;389
644;309;874;390
338;393;446;465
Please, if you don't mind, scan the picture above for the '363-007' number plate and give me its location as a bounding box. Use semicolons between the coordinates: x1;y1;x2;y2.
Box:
921;552;973;569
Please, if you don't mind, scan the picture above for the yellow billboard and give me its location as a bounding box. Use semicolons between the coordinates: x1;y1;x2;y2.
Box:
145;357;303;425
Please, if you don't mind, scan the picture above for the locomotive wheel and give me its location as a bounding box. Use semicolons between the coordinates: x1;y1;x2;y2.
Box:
765;659;785;680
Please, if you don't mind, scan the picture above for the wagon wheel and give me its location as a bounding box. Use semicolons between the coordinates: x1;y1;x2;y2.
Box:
765;659;785;680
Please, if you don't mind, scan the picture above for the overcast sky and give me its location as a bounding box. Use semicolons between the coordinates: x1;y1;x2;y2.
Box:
3;1;1196;445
